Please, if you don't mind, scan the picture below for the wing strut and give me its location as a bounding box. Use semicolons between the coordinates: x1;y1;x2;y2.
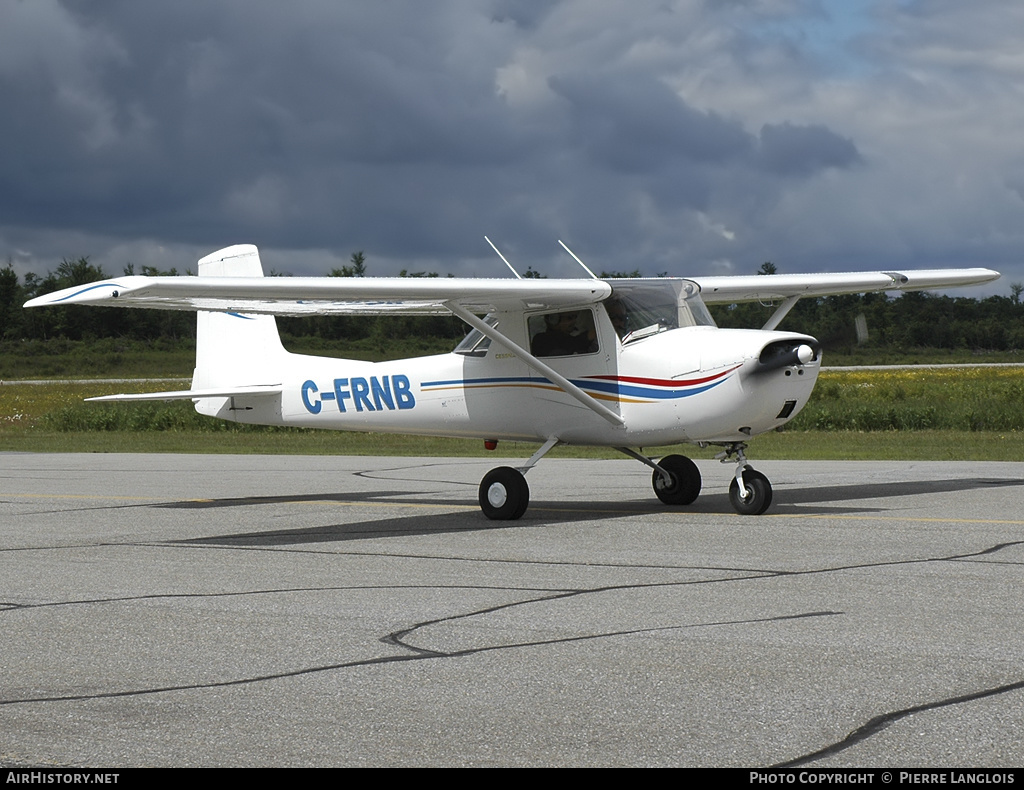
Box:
761;295;801;331
444;302;625;426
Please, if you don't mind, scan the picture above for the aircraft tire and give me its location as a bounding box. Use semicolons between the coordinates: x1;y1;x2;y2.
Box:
652;454;701;506
728;469;773;515
479;466;530;520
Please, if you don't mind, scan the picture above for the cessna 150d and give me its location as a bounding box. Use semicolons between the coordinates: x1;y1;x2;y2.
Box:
25;243;998;518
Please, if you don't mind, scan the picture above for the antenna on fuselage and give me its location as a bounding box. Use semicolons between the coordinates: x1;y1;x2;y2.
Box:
484;236;522;279
558;240;599;280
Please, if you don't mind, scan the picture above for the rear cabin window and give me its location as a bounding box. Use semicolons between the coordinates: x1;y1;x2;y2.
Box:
454;315;497;357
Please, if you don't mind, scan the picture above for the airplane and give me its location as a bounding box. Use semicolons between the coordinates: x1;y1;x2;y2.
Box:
25;243;999;519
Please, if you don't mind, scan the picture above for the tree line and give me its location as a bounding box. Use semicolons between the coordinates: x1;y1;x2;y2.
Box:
713;289;1024;352
3;255;1023;354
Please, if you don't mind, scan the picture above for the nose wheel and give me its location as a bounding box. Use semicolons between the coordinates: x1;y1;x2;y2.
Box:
728;468;773;515
716;442;773;515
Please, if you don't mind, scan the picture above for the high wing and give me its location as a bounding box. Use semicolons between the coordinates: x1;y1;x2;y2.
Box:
691;269;999;304
24;243;999;315
24;244;612;315
23;275;613;315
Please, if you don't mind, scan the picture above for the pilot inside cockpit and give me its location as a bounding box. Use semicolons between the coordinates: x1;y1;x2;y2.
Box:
604;297;628;338
530;310;598;357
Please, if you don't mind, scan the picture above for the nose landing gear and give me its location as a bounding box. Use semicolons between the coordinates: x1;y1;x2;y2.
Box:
715;442;773;515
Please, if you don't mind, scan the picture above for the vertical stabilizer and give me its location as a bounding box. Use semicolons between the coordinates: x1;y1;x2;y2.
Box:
192;245;287;393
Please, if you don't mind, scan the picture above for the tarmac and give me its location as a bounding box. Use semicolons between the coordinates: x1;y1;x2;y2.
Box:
2;452;1023;767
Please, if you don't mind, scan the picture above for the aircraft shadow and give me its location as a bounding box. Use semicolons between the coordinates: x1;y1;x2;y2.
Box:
155;491;433;510
163;476;1024;547
766;476;1024;514
169;491;668;546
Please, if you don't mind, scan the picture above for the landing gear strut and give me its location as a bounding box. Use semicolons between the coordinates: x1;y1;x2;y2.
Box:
617;447;702;506
478;437;559;521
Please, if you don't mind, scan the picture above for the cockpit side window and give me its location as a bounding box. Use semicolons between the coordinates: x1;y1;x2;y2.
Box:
528;309;599;357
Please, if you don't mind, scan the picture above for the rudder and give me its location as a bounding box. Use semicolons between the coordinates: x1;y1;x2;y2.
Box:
192;245;287;393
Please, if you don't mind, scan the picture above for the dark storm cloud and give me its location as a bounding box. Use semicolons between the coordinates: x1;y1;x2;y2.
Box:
490;0;560;30
547;70;862;218
0;1;534;255
1;0;1021;287
0;1;857;260
549;72;754;173
757;122;863;177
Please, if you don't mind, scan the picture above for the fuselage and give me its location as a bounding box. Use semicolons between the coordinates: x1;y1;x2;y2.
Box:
202;304;821;448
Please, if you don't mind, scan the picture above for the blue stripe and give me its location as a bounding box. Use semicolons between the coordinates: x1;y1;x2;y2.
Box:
422;374;732;400
581;378;728;400
53;283;124;302
423;376;535;387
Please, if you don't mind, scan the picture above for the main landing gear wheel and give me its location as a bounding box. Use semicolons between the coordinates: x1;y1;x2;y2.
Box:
728;469;773;516
652;454;702;506
479;466;530;521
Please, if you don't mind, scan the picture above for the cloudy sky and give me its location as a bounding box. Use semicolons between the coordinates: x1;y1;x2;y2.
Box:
2;0;1022;291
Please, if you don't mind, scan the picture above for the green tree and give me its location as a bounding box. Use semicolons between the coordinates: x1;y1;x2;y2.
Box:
27;257;110;340
399;269;439;278
0;262;23;339
599;268;642;278
331;250;367;278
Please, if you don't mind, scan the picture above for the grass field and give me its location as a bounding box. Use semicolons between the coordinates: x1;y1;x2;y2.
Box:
790;366;1024;431
2;367;1022;460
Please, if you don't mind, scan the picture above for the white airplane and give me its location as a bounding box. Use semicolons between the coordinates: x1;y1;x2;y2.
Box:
25;243;998;518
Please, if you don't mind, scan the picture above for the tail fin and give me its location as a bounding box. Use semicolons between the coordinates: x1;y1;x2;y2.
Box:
192;245;287;393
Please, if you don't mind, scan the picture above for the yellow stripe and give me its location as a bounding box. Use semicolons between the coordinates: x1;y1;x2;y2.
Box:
423;381;652;403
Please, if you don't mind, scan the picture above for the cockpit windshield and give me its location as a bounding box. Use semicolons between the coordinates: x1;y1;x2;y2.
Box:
605;279;715;343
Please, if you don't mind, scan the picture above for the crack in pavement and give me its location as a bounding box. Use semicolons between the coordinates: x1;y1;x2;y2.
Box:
767;540;1024;767
0;602;841;706
0;555;810;706
2;537;1022;769
773;678;1024;768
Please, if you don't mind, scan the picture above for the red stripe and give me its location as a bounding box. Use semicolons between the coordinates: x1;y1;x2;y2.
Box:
584;367;739;388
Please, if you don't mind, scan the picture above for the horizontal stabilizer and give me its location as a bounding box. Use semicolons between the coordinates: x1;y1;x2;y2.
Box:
86;385;282;402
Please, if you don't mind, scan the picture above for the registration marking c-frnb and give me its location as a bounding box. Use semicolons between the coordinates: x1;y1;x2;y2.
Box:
302;375;415;414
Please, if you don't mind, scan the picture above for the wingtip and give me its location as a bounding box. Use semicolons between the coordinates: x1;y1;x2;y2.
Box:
24;281;125;308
